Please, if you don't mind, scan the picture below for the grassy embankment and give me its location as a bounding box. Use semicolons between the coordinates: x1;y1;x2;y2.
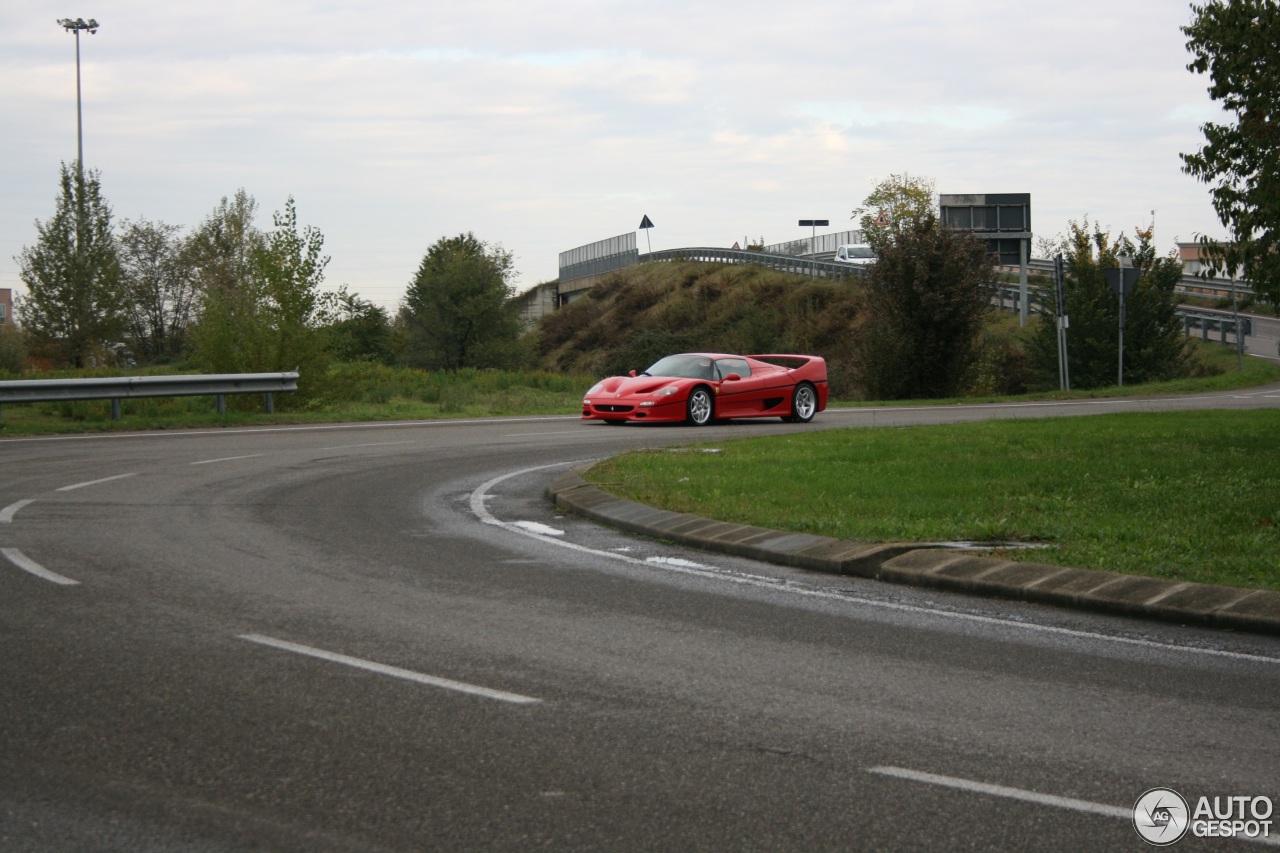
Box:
586;347;1280;593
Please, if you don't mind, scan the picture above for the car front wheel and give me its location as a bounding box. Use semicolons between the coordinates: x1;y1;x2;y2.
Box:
686;387;714;426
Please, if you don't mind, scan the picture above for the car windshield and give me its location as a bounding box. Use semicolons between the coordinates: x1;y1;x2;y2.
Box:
643;354;716;380
846;246;875;258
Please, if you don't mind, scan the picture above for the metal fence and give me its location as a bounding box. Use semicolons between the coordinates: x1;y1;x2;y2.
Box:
762;229;864;257
559;232;638;284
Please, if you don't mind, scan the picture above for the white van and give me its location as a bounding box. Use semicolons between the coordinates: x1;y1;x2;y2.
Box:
834;244;876;267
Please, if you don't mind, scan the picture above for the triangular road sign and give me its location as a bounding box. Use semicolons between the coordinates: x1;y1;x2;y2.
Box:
639;215;655;229
873;210;890;227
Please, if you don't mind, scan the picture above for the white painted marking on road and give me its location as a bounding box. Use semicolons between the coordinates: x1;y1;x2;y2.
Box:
0;499;35;523
868;766;1130;819
237;634;541;705
512;521;565;536
470;463;1280;667
869;767;1280;846
316;441;417;450
1;548;79;586
646;556;715;570
502;430;593;437
190;454;264;465
56;473;137;492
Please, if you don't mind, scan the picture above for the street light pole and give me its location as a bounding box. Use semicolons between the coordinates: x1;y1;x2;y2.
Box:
57;17;99;184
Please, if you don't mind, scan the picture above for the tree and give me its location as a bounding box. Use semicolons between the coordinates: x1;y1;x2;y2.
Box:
852;173;936;249
318;286;390;363
187;193;332;398
118;217;196;364
398;233;520;371
856;213;996;400
254;196;332;386
15;162;125;367
186;190;268;374
1181;0;1280;303
1026;219;1192;390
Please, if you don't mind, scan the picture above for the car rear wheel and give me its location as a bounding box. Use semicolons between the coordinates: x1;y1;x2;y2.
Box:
786;382;817;423
686;387;714;426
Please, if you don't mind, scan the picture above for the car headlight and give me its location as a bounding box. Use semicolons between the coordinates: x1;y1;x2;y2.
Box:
586;382;604;395
654;385;680;396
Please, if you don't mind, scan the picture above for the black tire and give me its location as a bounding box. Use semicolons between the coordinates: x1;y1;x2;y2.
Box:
787;382;817;423
685;386;714;426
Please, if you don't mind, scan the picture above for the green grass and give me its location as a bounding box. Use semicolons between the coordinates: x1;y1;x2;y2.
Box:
586;410;1280;592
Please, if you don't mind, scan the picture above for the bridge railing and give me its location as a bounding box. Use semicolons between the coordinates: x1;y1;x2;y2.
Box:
640;247;867;280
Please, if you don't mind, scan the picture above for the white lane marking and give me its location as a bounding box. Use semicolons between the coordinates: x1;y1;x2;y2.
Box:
190;454;264;465
512;521;565;536
316;441;417;450
56;473;137;492
502;430;594;437
470;463;1280;667
237;634;541;705
869;767;1280;847
868;766;1130;820
1;548;79;586
646;556;715;570
0;499;35;523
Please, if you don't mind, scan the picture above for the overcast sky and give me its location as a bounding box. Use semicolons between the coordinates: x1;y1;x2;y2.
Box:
1;0;1226;311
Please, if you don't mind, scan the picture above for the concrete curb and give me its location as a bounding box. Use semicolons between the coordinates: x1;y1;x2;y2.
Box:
547;468;1280;637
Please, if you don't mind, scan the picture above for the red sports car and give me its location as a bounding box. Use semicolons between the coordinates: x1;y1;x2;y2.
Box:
582;353;828;426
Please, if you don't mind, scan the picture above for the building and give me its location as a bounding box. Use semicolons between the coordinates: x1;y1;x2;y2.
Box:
0;289;13;326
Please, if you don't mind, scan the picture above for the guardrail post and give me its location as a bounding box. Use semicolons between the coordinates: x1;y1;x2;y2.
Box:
216;394;226;415
111;399;121;420
264;392;274;414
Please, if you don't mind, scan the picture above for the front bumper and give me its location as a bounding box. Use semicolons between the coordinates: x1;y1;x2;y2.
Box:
581;396;687;423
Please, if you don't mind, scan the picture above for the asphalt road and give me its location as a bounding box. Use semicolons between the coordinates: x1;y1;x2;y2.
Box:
3;389;1279;851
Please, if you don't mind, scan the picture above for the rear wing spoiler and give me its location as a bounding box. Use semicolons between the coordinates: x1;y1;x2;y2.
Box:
748;354;823;370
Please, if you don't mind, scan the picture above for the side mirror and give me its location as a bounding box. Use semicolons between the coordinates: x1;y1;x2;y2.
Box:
629;370;637;377
723;373;741;382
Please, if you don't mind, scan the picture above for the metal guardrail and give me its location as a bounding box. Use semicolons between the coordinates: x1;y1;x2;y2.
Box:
0;372;299;421
996;285;1252;345
1021;257;1255;302
640;247;867;280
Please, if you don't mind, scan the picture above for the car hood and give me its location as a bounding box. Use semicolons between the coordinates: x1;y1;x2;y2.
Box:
592;375;693;396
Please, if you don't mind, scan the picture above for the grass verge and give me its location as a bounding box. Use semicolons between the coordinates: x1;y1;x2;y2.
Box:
585;409;1280;592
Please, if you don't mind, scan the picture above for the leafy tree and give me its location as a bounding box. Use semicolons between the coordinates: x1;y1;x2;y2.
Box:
1026;219;1192;390
15;162;125;367
254;196;332;386
398;233;521;371
856;213;995;399
318;286;390;363
852;173;936;250
117;217;196;363
186;190;269;373
187;193;332;398
1181;0;1280;303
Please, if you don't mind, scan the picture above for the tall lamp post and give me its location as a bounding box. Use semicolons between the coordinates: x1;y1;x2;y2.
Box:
57;17;99;184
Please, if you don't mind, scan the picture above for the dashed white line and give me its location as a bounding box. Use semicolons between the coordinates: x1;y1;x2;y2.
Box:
868;767;1280;846
56;473;137;492
316;441;417;450
237;634;541;705
868;766;1129;820
0;499;35;523
1;548;79;586
190;454;264;465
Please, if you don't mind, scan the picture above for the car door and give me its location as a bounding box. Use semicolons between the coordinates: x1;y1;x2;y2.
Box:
715;358;777;417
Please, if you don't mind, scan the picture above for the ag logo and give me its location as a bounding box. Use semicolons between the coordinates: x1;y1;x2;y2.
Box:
1134;787;1190;846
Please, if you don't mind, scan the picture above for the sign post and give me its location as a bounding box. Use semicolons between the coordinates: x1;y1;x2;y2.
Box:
798;219;829;278
638;215;655;254
1103;253;1141;387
